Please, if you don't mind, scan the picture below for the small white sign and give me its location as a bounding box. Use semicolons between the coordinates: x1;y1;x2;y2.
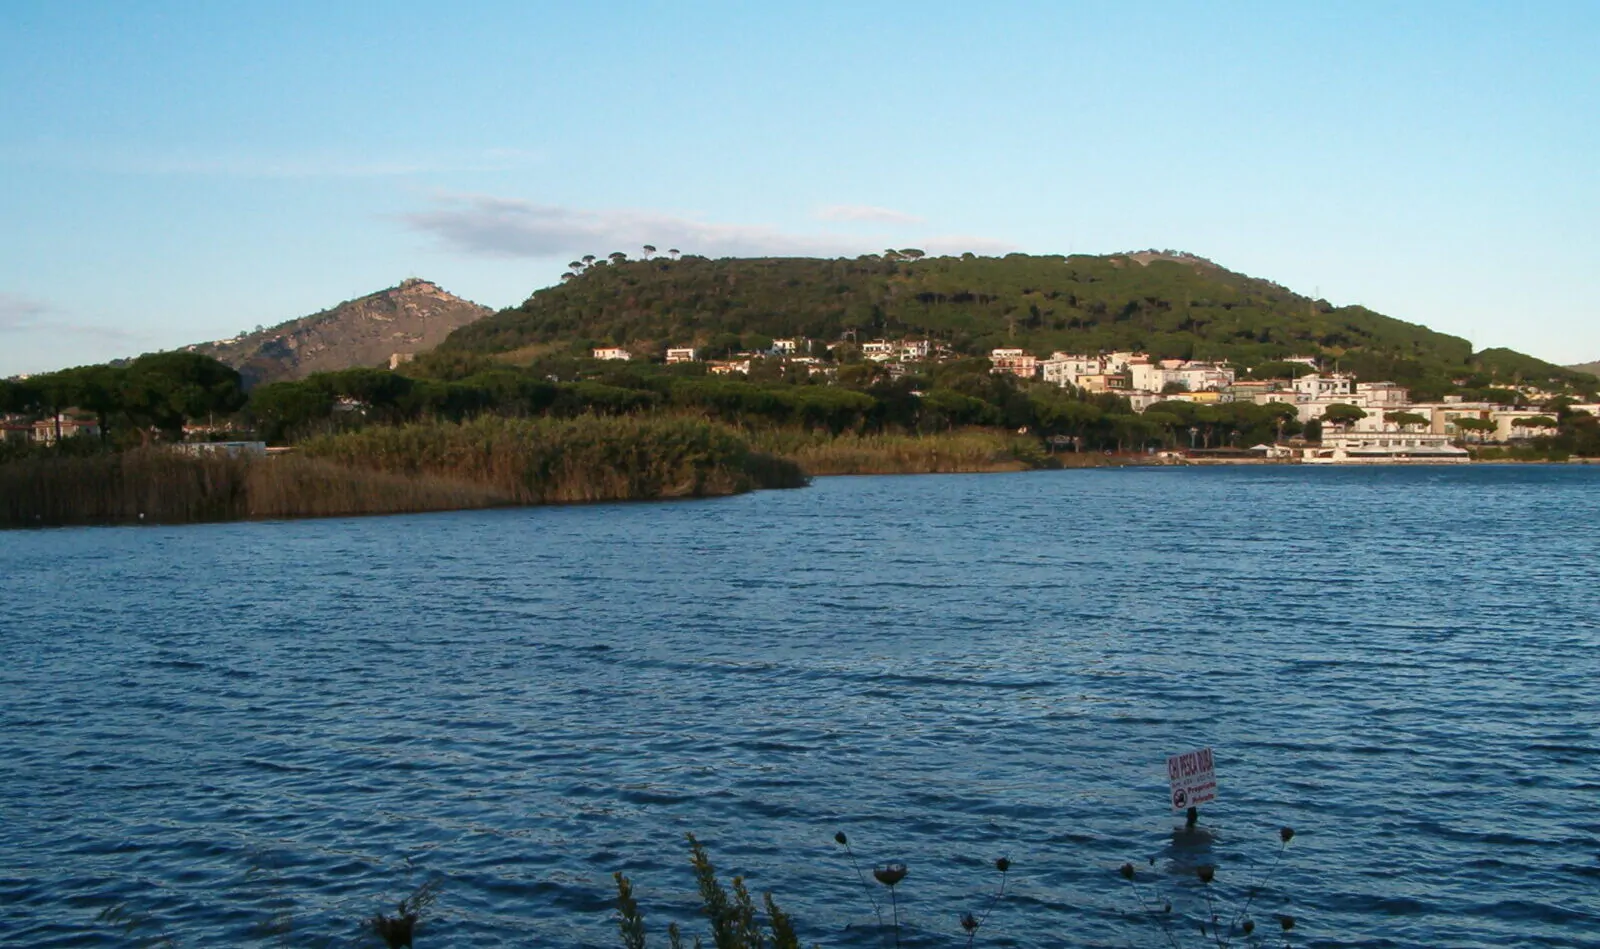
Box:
1167;747;1217;811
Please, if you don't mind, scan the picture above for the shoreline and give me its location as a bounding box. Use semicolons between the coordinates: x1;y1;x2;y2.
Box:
5;444;1592;531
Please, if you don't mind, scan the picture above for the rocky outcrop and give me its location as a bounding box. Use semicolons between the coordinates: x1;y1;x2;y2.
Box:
189;279;492;388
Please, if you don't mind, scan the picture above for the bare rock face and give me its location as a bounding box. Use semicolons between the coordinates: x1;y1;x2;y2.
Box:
188;279;493;388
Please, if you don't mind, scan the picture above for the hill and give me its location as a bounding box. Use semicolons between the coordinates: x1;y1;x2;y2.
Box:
189;279;491;388
1567;360;1600;378
440;252;1577;394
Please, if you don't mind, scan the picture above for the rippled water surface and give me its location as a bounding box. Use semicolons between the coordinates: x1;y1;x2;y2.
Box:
2;466;1598;947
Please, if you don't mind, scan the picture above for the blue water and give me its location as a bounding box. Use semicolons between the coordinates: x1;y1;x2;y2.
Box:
1;466;1598;948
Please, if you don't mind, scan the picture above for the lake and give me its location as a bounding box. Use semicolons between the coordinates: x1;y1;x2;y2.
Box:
2;466;1597;947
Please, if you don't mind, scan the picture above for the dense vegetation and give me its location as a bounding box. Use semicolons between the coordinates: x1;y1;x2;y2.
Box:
229;352;1311;455
0;351;247;446
440;251;1594;397
300;415;805;503
0;416;803;528
7;252;1600;525
0;450;508;528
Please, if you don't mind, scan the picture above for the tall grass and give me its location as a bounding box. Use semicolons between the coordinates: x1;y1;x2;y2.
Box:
748;429;1042;476
0;450;509;528
299;414;805;504
0;417;804;528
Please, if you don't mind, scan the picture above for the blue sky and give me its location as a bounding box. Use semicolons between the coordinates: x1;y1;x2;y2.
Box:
2;1;1596;376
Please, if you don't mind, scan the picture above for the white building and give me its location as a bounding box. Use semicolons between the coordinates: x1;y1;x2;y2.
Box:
899;339;932;361
665;347;697;364
990;348;1038;379
1355;382;1409;409
1293;373;1356;398
861;341;896;362
1041;353;1109;388
1305;431;1469;464
771;338;799;355
592;347;632;361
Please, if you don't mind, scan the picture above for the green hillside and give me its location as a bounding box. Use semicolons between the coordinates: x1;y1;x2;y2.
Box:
439;251;1578;393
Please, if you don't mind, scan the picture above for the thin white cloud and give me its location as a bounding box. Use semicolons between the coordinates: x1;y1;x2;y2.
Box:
0;293;51;332
815;204;926;225
402;196;873;258
0;293;146;342
401;195;1018;261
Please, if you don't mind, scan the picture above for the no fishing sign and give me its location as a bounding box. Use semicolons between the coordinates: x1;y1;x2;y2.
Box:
1168;747;1217;810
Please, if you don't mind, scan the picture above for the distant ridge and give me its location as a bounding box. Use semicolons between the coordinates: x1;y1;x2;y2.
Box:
188;279;491;387
1566;360;1600;378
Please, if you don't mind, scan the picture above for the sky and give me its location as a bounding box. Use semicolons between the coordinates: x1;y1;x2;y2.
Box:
2;1;1597;376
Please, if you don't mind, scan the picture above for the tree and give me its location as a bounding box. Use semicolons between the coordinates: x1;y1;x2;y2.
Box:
642;245;656;260
121;352;246;441
1510;415;1557;432
608;251;628;264
1452;416;1497;443
581;255;596;266
1384;411;1429;429
246;380;335;443
56;364;127;442
1320;403;1367;426
899;248;925;261
0;378;38;415
667;248;680;260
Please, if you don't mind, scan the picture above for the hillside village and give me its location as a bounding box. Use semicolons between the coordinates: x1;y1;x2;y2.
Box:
589;337;1596;463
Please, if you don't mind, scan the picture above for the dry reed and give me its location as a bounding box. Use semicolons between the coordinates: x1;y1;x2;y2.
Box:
749;429;1038;476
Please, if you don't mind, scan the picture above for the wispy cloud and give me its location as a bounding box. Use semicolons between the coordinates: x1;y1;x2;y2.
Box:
401;195;1017;260
0;144;541;179
815;204;926;225
0;293;146;342
402;196;873;258
0;293;52;332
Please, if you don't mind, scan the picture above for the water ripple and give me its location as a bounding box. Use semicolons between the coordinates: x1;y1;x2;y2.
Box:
1;466;1598;947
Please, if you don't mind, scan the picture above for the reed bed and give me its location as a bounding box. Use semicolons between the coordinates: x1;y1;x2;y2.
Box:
299;415;806;504
0;451;509;528
749;428;1042;476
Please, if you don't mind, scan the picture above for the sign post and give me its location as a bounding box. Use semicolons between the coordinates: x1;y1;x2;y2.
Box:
1167;747;1217;811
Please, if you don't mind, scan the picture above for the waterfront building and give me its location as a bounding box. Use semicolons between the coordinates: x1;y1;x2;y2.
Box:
1306;431;1470;464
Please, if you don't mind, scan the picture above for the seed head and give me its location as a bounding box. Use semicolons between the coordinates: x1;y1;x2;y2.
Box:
1119;862;1136;881
1280;826;1295;844
960;912;979;933
1242;919;1255;935
834;831;848;846
1196;865;1215;884
873;863;908;887
995;857;1011;873
1279;915;1296;932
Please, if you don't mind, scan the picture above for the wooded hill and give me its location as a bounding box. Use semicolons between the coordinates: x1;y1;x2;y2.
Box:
442;251;1592;398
